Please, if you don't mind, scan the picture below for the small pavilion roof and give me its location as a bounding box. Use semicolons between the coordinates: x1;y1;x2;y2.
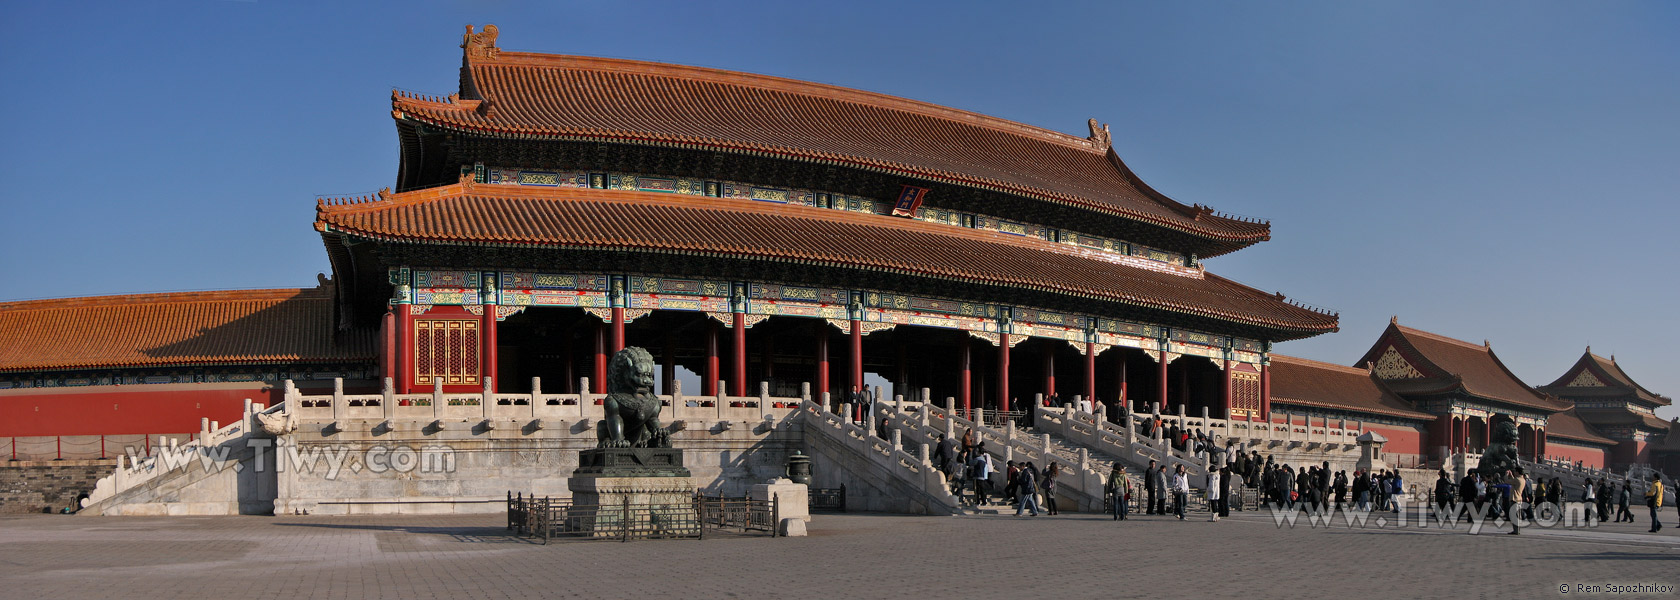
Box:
314;180;1339;339
1539;349;1670;407
1356;321;1568;413
0;287;374;373
1268;355;1434;421
388;24;1272;256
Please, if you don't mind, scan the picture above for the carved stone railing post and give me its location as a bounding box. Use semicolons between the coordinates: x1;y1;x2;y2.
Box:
530;376;542;406
432;380;444;420
382;377;395;419
331;377;345;423
759;381;770;406
482;377;494;419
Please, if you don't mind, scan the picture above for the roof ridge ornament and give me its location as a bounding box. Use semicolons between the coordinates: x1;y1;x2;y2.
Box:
1087;119;1111;151
463;24;500;61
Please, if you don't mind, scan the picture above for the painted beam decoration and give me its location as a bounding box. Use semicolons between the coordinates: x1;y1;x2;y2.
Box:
393;268;1267;364
477;166;1198;273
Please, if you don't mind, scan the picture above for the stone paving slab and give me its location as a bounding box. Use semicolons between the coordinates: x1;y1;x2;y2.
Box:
0;508;1676;599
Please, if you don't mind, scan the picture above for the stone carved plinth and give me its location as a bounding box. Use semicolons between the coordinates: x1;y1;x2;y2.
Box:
568;448;698;537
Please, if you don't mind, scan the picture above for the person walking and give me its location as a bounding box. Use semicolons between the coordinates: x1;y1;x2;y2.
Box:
1206;467;1222;522
1042;463;1061;516
1171;464;1191;520
1219;465;1233;517
1143;460;1160;515
1505;468;1527;535
1617;482;1634;523
970;445;993;505
1434;469;1453;518
1015;462;1041;517
1105;464;1129;520
1646;475;1665;533
1005;460;1021;506
934;433;955;474
1582;477;1597;523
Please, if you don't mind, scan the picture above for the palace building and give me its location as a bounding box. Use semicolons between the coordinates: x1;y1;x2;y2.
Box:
311;24;1339;423
3;25;1672;480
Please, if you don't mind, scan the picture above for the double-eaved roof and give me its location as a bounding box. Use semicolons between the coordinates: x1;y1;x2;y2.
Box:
315;180;1339;340
0;288;374;373
390;24;1272;256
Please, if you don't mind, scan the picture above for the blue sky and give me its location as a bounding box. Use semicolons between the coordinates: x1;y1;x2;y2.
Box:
1;1;1675;419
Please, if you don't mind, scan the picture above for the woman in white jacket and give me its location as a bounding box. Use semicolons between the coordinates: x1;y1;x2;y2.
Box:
1206;470;1222;522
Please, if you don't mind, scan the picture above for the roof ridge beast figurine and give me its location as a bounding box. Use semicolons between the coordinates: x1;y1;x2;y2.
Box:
597;346;671;448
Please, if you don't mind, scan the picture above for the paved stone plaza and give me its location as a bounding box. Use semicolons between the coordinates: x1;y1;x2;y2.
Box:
2;508;1675;599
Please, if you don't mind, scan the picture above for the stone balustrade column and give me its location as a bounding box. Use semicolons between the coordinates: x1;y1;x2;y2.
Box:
482;377;494;419
433;380;444;420
332;378;345;423
382;377;396;420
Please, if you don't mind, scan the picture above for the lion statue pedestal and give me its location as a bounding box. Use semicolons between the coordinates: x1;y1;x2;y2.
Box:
567;347;698;537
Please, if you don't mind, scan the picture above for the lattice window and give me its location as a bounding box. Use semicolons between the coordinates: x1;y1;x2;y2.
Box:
1231;371;1262;417
413;319;480;387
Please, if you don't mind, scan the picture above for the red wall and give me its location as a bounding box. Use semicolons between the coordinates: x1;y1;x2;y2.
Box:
0;384;281;437
1609;440;1649;468
1548;440;1609;469
1365;423;1427;464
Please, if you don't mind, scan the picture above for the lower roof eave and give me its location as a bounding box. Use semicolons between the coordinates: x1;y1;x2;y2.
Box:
324;229;1338;341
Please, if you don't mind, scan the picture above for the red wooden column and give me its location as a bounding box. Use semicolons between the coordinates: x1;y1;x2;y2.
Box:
1118;359;1128;412
704;321;720;396
1221;359;1233;419
815;321;829;402
482;302;498;392
1538;428;1546;458
1259;362;1271;421
661;337;675;395
849;318;863;396
960;341;972;418
381;308;397;387
732;313;747;397
592;322;607;394
1156;352;1169;412
1083;342;1096;408
1043;352;1056;400
399;305;414;394
1483;418;1492;452
997;332;1011;414
1448;417;1459;453
610;308;625;354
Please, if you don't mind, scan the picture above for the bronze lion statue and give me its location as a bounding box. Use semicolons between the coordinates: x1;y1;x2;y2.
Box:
1475;419;1521;475
597;346;670;448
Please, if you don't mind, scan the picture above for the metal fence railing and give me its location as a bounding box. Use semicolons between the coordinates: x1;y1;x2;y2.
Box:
507;492;780;544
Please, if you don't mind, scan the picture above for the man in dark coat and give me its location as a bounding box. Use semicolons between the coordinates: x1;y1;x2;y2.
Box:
1219;465;1233;516
1143;460;1160;515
